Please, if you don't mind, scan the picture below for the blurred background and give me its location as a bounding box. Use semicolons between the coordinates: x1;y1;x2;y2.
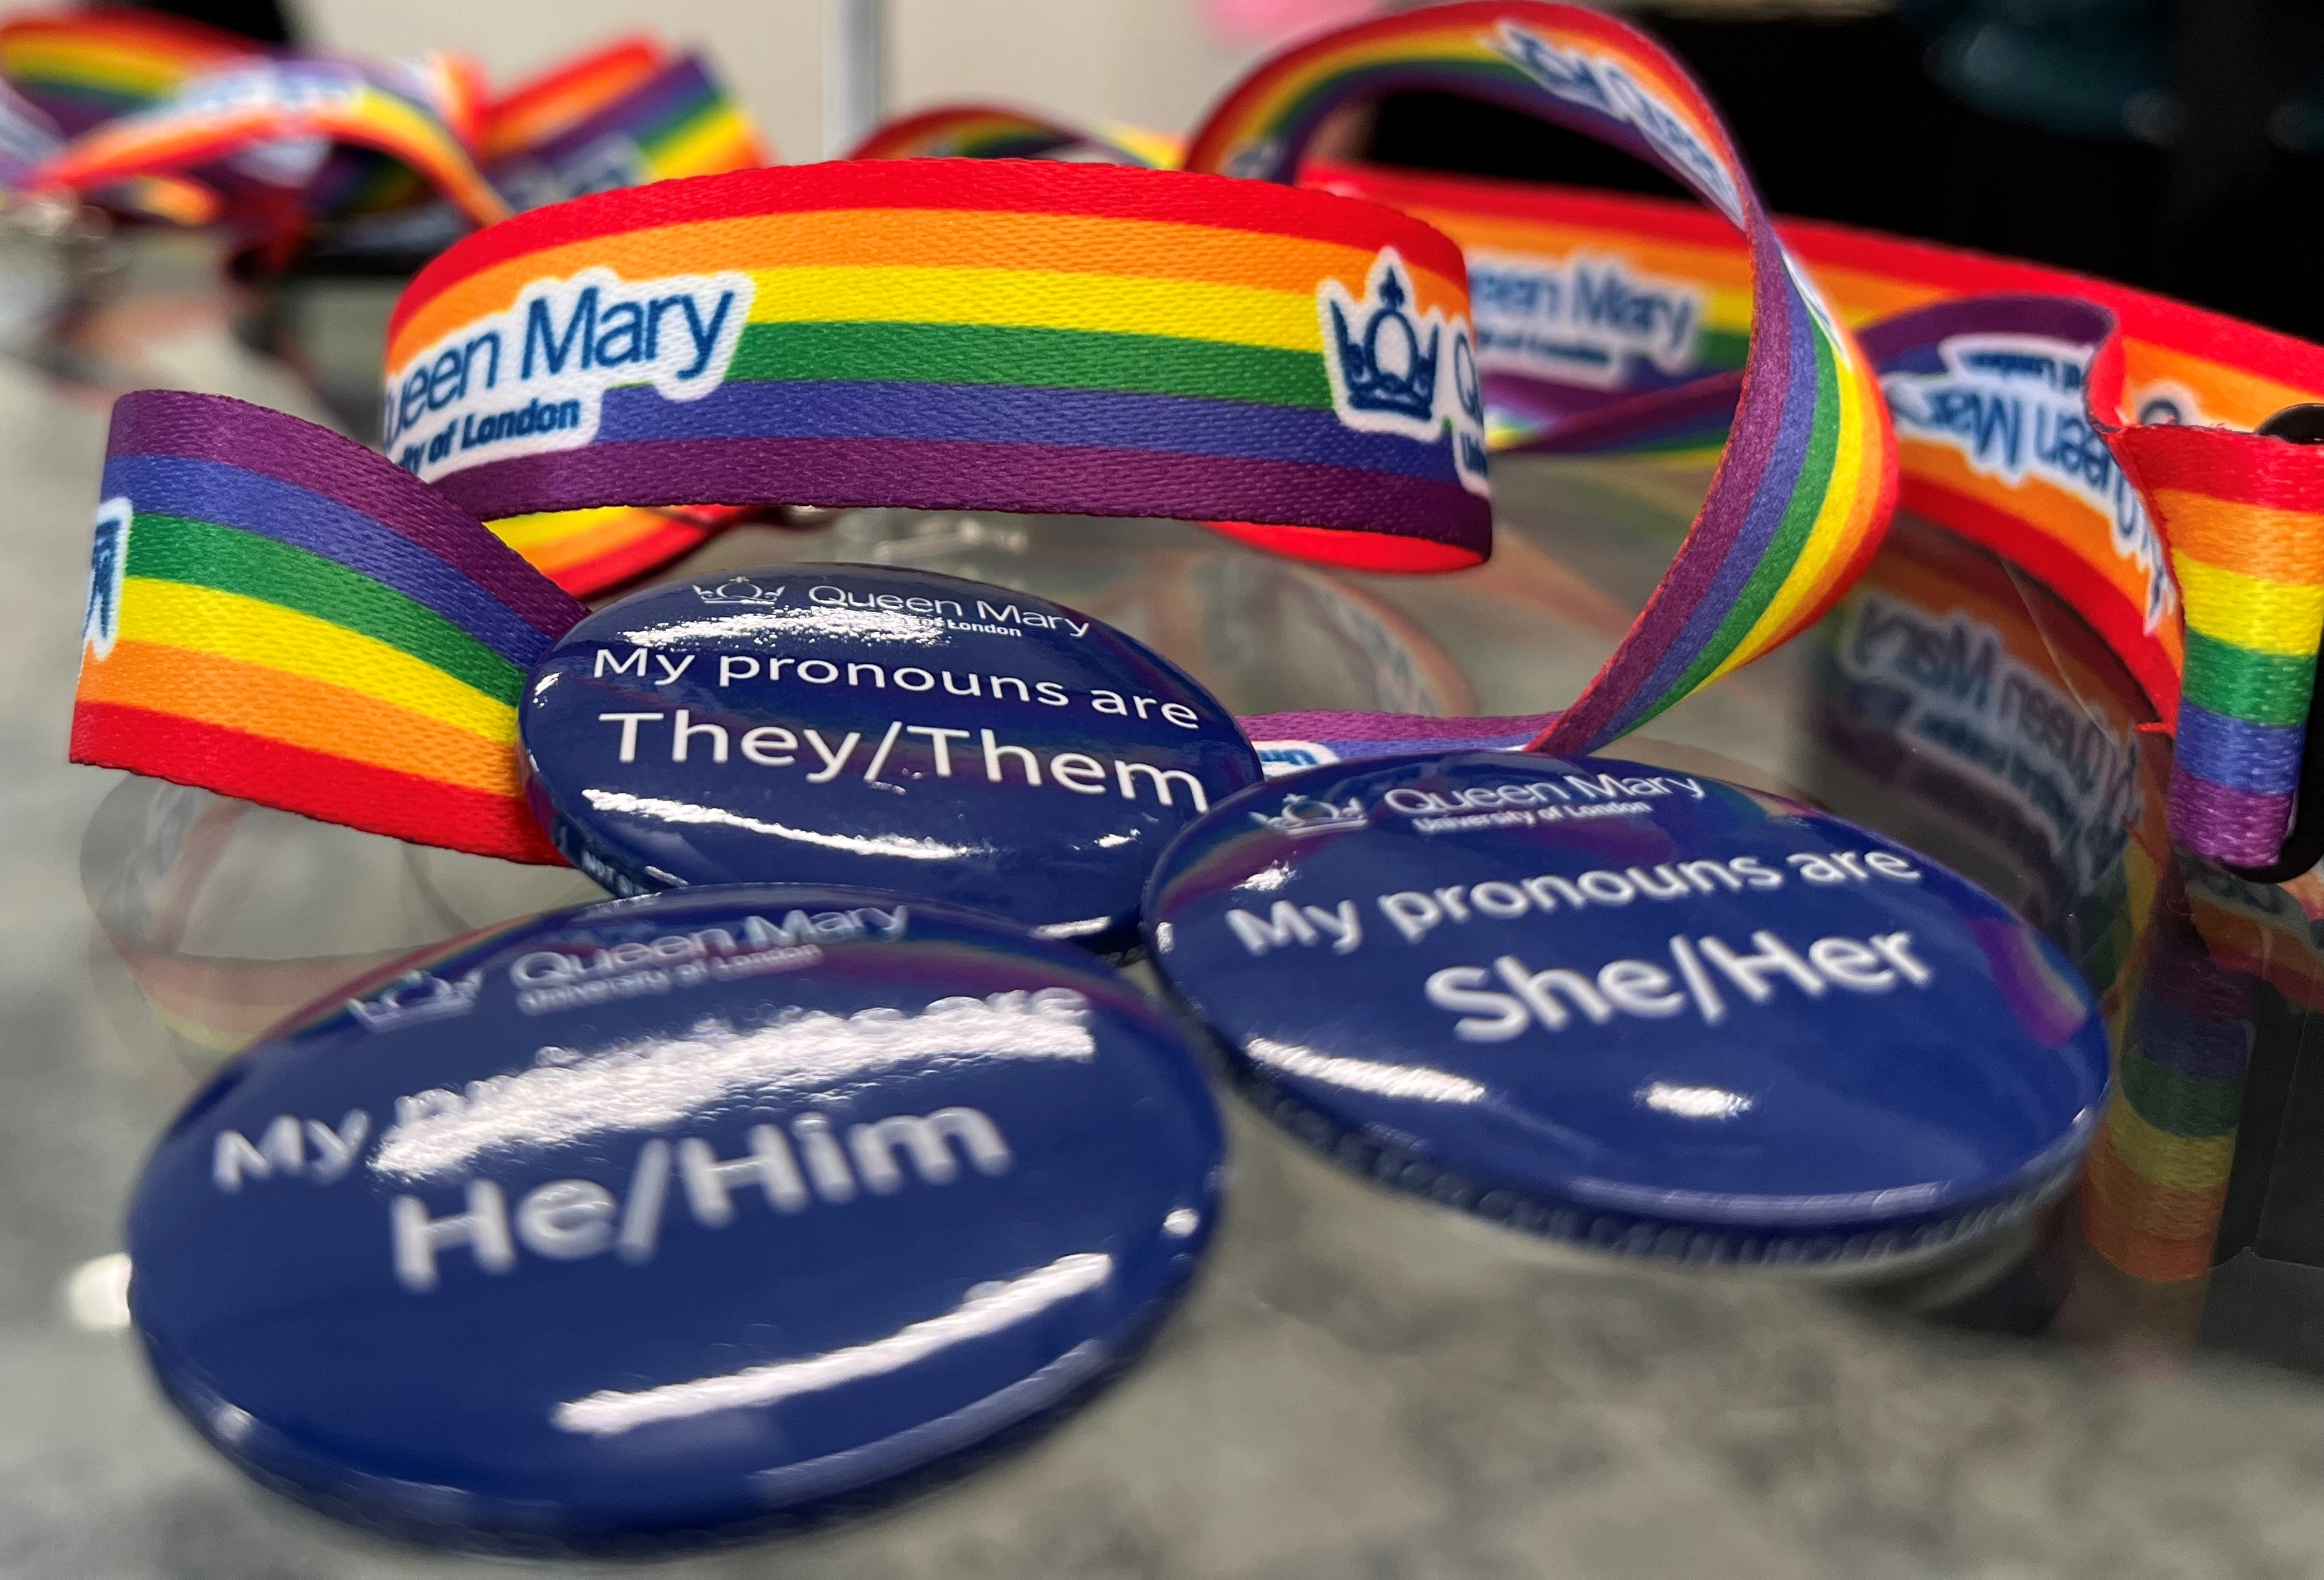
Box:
131;0;2324;340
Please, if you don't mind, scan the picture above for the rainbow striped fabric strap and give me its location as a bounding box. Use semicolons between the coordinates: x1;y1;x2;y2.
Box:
0;19;763;233
1152;0;2324;874
67;14;1895;872
381;158;1493;552
74;390;582;865
1185;0;1895;755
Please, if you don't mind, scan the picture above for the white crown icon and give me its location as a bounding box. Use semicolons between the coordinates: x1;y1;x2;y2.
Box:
348;968;484;1033
692;576;786;606
1250;794;1368;838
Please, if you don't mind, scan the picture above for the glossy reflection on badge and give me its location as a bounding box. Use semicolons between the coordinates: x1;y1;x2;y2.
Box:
1143;751;2111;1270
521;565;1261;955
125;887;1224;1552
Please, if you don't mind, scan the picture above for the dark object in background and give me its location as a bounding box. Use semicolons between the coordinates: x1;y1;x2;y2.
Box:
1364;1;2324;345
125;0;295;44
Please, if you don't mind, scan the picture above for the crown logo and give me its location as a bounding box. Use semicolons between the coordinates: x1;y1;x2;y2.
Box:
82;495;130;660
348;968;484;1033
693;575;786;606
1250;793;1368;838
1327;253;1440;424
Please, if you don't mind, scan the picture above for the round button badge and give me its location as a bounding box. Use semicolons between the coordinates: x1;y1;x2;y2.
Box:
1144;751;2110;1269
522;565;1261;953
126;887;1224;1551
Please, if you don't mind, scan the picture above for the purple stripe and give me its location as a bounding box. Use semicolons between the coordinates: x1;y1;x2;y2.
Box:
2167;767;2291;866
1512;372;1740;455
612;62;716;138
534;57;714;163
107;391;584;641
1604;281;1823;738
104;454;555;665
1238;709;1552;749
593;379;1465;485
432;437;1493;550
1536;227;1798;751
1855;295;2115;369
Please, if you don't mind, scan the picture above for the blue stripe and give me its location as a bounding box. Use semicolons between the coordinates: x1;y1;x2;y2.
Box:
2174;701;2302;796
2130;995;2254;1081
593;379;1465;484
102;454;552;666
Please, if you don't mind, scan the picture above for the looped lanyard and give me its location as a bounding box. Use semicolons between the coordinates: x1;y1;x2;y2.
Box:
1311;158;2324;874
1181;1;1895;761
68;0;2324;884
71;157;1495;866
0;15;763;232
1155;0;2324;877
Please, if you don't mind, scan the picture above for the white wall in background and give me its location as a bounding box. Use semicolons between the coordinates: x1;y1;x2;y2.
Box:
295;0;826;161
294;0;1269;160
886;0;1261;138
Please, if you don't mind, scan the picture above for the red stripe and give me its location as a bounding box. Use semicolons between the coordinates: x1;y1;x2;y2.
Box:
1314;163;1742;243
393;160;1468;340
2118;422;2324;516
1323;159;2324;389
1187;2;1734;180
546;515;719;598
1900;479;2180;721
485;34;663;127
72;701;567;867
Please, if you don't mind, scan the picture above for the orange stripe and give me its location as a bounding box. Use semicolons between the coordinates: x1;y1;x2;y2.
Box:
2080;1127;2230;1239
1900;441;2172;620
390;209;1462;367
497;509;669;576
2077;1182;2216;1283
78;640;520;796
2153;489;2324;585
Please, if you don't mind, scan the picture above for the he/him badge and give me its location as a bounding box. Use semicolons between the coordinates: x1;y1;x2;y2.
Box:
126;887;1223;1551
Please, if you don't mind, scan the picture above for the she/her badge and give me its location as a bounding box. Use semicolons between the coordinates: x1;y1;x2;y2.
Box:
1145;752;2111;1268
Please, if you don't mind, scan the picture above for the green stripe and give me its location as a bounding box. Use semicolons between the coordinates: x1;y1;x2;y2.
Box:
1696;328;1751;371
2079;895;2132;993
726;320;1334;408
2119;1050;2242;1137
637;87;724;154
1648;320;1843;718
2182;627;2315;728
125;514;524;705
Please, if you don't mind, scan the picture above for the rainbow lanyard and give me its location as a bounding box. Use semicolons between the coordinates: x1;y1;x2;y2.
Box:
62;1;2324;884
0;13;761;230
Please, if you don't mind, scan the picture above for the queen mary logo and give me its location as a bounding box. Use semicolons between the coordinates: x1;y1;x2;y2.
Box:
1318;249;1489;497
82;495;130;661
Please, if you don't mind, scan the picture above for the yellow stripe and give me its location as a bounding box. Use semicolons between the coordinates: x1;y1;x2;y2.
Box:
1707;332;1878;680
2175;557;2324;656
489;507;633;551
741;265;1322;352
650;107;753;177
117;578;514;741
2102;1098;2236;1191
